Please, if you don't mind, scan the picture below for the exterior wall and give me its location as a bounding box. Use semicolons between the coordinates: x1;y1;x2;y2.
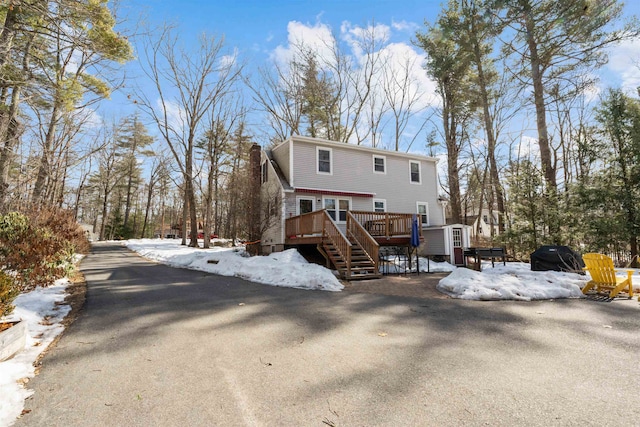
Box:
421;228;447;256
289;137;443;225
260;152;286;252
271;139;292;185
265;136;459;255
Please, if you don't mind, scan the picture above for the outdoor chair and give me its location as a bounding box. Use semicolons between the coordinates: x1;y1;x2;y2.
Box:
582;253;634;298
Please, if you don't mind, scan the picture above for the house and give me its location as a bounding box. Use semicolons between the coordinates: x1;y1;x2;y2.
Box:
253;136;470;278
449;208;501;246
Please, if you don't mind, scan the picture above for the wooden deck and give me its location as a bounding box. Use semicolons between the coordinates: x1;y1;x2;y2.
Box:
284;210;421;280
285;235;415;246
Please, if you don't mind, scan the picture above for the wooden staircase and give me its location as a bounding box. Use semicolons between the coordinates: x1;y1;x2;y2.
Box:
321;238;379;280
316;211;380;280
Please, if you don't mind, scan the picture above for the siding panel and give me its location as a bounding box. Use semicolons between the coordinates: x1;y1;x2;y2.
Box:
422;229;447;256
292;139;443;225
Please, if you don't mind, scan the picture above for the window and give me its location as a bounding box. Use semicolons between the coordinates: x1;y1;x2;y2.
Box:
373;199;386;212
297;197;314;215
483;214;489;224
317;147;332;174
417;202;429;226
373;155;386;174
261;162;268;184
452;228;462;248
339;199;350;222
324;197;350;223
410;160;421;184
324;198;336;220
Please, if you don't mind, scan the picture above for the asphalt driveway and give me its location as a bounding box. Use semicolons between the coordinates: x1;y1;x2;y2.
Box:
15;242;640;426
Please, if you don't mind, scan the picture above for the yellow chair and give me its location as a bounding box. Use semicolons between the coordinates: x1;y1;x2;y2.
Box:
582;253;634;298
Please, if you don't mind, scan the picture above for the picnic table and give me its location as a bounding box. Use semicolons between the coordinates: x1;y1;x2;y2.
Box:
464;247;506;271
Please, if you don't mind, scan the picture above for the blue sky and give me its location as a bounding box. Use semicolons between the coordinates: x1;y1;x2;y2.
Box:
103;0;640;155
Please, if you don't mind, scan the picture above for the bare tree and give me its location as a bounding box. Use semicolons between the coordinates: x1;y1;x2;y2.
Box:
381;50;426;151
136;26;242;247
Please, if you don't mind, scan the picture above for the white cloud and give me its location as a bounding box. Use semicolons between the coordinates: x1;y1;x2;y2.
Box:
267;19;439;150
219;48;238;69
512;135;540;160
156;97;186;133
391;19;419;33
376;42;437;110
606;38;640;95
271;20;336;67
82;108;103;129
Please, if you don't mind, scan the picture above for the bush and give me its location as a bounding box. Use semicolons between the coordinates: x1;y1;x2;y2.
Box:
0;271;19;317
0;207;90;292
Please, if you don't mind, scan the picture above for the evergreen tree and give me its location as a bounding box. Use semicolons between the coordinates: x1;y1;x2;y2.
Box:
576;89;640;262
116;115;154;238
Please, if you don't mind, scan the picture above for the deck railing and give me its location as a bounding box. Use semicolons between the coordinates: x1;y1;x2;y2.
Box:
285;210;352;276
350;211;419;239
285;210;325;238
347;212;379;270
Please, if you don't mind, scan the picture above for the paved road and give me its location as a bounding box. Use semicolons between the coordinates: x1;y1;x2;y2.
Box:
16;242;640;426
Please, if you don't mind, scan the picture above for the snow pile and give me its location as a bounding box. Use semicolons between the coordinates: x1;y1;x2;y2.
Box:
125;239;344;292
437;262;588;301
0;280;71;427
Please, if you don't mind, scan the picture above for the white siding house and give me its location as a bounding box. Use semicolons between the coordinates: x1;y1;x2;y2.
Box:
258;135;469;266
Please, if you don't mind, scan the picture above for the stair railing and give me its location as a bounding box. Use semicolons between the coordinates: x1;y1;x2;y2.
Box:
322;210;352;278
347;211;379;272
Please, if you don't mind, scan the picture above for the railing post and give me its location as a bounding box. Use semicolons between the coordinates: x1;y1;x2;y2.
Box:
385;213;390;239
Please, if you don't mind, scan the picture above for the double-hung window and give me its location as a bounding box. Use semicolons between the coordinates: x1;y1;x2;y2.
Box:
373;199;386;212
373;155;386;174
417;202;429;226
410;160;421;184
317;147;332;174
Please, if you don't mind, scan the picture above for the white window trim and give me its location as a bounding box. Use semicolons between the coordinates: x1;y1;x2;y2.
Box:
410;160;421;184
296;196;315;216
372;155;386;174
417;201;429;226
323;196;351;224
316;146;333;175
373;198;386;212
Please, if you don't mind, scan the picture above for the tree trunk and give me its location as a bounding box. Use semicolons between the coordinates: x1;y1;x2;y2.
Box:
185;141;198;247
181;185;188;246
32;102;60;203
522;4;556;192
467;12;506;234
99;186;108;241
443;88;462;223
142;178;154;238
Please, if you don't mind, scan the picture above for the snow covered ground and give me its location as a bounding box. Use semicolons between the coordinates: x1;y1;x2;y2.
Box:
437;262;589;301
125;239;590;301
0;280;71;427
125;239;344;292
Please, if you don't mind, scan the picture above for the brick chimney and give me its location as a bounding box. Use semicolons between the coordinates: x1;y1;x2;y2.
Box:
247;143;262;248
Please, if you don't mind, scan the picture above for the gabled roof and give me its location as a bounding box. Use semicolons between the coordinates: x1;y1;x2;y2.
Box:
272;135;439;163
265;149;293;191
